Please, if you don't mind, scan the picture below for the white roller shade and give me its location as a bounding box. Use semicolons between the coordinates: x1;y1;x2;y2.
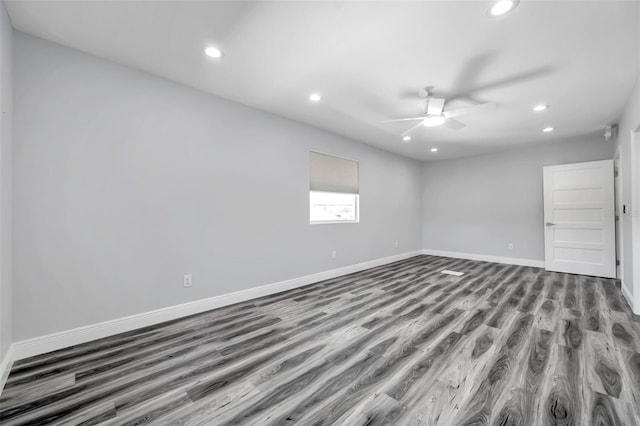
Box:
309;152;359;194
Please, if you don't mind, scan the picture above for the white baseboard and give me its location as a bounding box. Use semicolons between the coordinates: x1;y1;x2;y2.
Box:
0;345;15;395
621;282;637;314
12;250;423;361
422;249;545;268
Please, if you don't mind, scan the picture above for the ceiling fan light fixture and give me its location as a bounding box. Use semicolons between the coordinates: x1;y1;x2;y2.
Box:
533;104;549;112
489;0;519;17
309;93;322;103
204;46;223;59
423;116;446;127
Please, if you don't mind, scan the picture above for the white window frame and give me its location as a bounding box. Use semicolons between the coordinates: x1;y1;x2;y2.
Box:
309;190;359;224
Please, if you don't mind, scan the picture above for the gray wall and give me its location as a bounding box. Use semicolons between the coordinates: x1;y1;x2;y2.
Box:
616;72;640;303
9;30;634;343
0;0;13;361
12;34;423;340
421;137;616;262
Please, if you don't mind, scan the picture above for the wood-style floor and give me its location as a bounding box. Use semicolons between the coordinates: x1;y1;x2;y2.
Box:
1;255;639;425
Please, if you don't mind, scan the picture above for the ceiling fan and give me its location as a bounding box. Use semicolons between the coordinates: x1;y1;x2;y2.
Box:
382;88;496;137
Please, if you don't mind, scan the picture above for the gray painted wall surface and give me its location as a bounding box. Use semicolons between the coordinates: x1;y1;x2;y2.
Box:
9;31;634;343
616;73;640;301
12;34;423;340
421;137;616;262
0;1;13;360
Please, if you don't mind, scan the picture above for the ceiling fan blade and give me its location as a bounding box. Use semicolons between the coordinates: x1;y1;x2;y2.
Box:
448;66;553;101
426;97;445;116
381;117;426;123
444;118;466;130
400;121;424;137
444;102;496;118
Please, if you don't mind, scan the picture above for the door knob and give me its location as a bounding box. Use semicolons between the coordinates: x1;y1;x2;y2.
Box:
546;222;556;226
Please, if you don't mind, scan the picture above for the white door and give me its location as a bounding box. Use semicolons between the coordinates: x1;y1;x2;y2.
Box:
543;160;616;278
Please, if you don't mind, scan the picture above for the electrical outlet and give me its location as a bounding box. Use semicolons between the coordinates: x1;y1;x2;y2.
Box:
183;274;192;287
507;243;514;250
394;241;399;248
331;250;337;259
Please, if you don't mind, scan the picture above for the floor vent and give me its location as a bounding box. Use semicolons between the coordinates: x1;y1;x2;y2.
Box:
441;270;465;277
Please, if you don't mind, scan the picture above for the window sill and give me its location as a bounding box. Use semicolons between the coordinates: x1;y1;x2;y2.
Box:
310;220;359;225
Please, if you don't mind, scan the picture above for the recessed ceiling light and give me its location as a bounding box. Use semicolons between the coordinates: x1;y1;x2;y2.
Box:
430;147;438;152
204;46;223;59
489;0;519;17
309;93;322;103
533;104;549;112
402;136;411;142
423;116;445;127
543;127;554;132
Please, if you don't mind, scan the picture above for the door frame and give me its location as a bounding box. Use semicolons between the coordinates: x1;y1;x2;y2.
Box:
632;131;640;313
614;149;623;281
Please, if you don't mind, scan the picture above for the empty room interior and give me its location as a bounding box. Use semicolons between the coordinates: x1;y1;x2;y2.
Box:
0;0;639;425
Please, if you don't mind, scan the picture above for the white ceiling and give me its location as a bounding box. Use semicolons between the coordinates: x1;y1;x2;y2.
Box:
5;0;640;161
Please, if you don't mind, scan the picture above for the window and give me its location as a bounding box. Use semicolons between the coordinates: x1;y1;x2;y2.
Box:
309;151;359;224
310;191;359;223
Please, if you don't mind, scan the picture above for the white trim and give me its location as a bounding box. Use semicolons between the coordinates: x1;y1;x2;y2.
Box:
11;250;423;361
632;131;640;315
614;150;624;282
0;344;15;395
422;249;545;268
621;283;636;314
